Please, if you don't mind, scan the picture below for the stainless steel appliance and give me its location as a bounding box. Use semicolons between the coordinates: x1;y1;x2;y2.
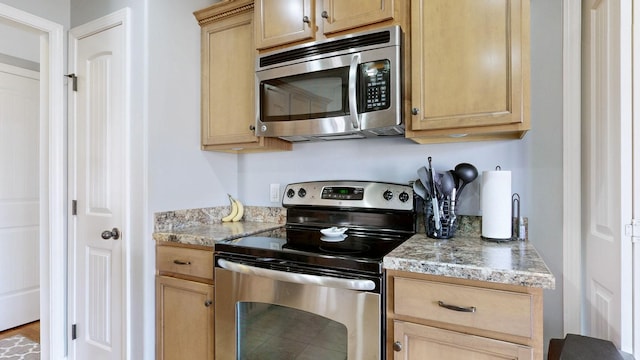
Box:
215;180;415;359
255;26;403;142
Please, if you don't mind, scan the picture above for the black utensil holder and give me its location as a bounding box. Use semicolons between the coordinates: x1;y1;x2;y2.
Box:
424;195;457;239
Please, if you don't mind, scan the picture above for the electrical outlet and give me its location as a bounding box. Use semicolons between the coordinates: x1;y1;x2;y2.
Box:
270;184;280;202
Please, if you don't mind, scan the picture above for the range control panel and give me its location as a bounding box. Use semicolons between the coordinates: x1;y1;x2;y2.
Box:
282;180;413;211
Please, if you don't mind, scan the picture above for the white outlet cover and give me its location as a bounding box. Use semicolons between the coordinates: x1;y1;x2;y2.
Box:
270;184;280;202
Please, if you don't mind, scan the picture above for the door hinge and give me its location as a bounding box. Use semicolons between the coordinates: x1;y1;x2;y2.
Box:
65;73;77;91
72;200;77;216
71;324;77;340
625;219;640;243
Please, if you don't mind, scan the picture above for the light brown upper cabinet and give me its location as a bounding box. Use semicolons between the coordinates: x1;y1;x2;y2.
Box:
405;0;531;143
194;0;291;153
255;0;396;50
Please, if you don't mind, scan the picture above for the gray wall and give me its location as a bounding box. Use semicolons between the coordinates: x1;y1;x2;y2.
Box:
0;0;69;26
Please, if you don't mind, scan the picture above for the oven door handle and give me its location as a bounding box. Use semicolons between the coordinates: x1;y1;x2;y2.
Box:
218;258;376;291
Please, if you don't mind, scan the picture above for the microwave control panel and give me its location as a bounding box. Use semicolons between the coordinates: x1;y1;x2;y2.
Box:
359;60;391;112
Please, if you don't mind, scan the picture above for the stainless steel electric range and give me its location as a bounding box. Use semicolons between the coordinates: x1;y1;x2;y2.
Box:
214;180;415;360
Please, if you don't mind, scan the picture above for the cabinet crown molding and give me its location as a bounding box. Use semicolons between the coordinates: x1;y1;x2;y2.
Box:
194;0;254;26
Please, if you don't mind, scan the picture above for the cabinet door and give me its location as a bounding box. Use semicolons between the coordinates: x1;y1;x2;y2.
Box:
156;276;214;360
321;0;394;34
409;0;529;133
255;0;313;49
202;10;257;147
198;2;291;152
393;321;532;360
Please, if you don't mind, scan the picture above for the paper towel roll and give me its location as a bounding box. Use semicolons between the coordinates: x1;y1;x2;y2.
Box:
481;169;512;239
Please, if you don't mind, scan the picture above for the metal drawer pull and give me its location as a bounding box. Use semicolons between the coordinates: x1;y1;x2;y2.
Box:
437;300;476;313
204;300;213;307
173;260;192;265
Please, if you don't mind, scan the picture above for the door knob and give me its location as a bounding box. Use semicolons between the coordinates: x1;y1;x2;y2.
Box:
101;228;121;240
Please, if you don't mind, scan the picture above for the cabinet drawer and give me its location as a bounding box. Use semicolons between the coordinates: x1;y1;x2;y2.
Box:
157;246;213;280
394;277;533;338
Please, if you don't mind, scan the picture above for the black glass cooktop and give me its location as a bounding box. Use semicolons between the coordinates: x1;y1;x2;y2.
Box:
215;225;411;275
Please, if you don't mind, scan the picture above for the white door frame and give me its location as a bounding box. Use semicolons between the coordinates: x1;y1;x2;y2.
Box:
0;3;65;360
562;0;583;336
633;2;640;354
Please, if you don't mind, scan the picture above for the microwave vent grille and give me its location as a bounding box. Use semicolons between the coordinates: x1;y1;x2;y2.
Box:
259;31;392;68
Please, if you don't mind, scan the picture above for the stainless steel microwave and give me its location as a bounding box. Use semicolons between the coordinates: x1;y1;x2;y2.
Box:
255;26;403;142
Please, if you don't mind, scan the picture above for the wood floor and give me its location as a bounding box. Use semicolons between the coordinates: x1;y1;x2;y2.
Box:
0;321;40;343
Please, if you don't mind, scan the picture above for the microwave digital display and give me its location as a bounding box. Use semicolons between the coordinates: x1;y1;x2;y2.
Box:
358;60;391;113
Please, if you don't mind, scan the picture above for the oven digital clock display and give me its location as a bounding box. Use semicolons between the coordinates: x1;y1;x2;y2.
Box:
321;186;364;200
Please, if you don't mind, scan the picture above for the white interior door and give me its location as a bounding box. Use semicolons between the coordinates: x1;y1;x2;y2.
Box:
69;17;126;360
0;62;39;332
582;0;634;352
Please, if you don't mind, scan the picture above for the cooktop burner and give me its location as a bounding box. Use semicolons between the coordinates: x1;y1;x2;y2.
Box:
215;226;412;274
215;180;416;275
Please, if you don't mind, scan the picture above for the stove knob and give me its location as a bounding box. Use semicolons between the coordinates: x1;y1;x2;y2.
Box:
298;188;307;198
383;190;393;201
399;191;410;202
286;188;295;198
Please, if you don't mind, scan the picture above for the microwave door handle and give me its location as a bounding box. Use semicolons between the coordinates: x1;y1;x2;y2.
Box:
218;258;375;291
348;54;361;130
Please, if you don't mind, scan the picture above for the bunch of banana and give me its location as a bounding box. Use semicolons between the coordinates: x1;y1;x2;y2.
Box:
222;194;244;222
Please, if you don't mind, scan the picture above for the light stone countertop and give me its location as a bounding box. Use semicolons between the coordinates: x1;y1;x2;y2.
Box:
153;207;554;289
383;233;555;289
153;221;284;247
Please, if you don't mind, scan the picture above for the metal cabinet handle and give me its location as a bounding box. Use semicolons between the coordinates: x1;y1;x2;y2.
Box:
101;228;120;240
249;124;256;131
321;10;329;19
204;300;213;307
173;260;191;265
411;107;420;115
393;341;402;352
437;300;476;313
302;15;310;24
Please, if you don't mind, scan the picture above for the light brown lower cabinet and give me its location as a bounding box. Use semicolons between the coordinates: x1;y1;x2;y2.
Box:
387;270;543;360
393;321;533;360
156;243;214;360
156;276;214;360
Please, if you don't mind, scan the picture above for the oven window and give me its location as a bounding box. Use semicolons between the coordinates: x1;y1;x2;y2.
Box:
260;67;349;122
237;302;348;360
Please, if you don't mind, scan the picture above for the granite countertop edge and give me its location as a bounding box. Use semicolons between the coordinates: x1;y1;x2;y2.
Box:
153;221;285;247
383;234;556;290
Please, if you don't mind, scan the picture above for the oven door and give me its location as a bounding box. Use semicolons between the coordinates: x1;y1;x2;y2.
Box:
215;258;382;360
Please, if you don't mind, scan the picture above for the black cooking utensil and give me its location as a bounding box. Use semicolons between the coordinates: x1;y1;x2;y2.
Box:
454;163;478;201
428;157;441;231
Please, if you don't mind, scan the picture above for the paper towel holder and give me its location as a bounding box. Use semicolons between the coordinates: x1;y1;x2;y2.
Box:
481;165;514;242
512;193;526;240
